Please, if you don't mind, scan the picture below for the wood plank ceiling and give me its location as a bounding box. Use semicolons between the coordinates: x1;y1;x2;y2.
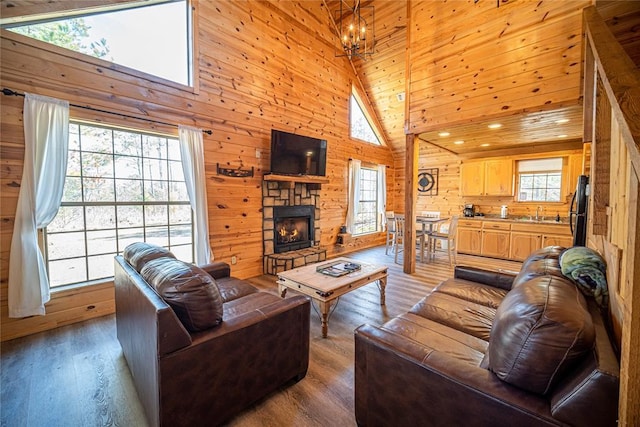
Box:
324;0;640;157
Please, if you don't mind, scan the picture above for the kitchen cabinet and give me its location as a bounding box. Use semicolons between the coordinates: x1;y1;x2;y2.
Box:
484;159;514;196
460;159;513;196
457;220;482;255
481;221;511;258
510;232;542;261
542;234;573;248
456;219;571;261
460;162;485;196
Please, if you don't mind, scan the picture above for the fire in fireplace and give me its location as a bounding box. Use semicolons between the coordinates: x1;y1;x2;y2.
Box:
273;205;315;253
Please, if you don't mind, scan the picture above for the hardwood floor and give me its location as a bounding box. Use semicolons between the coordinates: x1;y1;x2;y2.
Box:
0;246;521;427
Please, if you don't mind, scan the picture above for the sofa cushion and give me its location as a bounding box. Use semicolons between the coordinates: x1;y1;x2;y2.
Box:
140;258;223;332
409;291;498;341
488;275;595;395
433;278;508;309
123;242;175;272
512;246;566;288
216;276;259;303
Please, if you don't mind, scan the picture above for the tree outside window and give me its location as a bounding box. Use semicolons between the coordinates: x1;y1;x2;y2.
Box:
45;122;193;287
353;167;379;235
5;1;192;86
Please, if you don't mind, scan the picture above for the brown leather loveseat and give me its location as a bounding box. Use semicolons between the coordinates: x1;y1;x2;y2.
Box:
114;242;310;427
355;246;619;426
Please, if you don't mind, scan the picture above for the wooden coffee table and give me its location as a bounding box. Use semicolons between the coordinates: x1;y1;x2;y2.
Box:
277;257;388;338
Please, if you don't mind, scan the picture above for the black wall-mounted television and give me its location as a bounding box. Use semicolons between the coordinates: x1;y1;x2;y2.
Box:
269;129;327;176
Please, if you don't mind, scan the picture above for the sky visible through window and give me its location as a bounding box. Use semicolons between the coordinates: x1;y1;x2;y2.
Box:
9;2;190;85
350;95;380;145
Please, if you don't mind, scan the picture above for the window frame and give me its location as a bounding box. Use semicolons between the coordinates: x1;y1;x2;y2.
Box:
352;166;380;235
516;157;564;203
44;121;194;289
1;0;198;92
349;86;384;146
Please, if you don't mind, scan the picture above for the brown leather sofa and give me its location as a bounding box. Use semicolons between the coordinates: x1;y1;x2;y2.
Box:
355;246;619;426
114;243;310;427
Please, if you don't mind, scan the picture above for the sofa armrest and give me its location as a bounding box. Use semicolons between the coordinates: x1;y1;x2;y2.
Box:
199;261;231;280
355;324;558;427
158;295;311;426
454;266;516;290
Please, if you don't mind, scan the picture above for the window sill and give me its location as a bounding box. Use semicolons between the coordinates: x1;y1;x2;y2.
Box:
51;278;114;295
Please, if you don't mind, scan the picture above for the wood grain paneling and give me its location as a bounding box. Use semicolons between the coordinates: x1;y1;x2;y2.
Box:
0;0;393;340
407;0;590;132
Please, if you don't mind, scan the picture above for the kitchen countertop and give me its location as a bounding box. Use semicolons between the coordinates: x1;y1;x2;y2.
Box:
461;215;569;225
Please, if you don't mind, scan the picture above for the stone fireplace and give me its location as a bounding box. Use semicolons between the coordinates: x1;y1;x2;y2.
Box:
262;180;324;274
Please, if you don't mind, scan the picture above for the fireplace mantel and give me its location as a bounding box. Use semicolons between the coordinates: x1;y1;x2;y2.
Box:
263;173;329;189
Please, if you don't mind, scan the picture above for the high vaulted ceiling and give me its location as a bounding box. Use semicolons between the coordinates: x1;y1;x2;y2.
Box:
327;0;639;158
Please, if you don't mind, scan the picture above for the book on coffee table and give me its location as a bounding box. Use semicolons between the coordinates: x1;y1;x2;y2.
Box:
316;260;361;277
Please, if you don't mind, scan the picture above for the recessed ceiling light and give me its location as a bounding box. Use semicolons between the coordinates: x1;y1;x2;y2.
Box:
438;132;450;137
488;123;502;129
480;143;490;147
555;119;570;124
453;140;464;145
557;134;568;138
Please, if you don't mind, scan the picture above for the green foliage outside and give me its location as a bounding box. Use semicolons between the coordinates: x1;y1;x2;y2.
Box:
10;18;110;59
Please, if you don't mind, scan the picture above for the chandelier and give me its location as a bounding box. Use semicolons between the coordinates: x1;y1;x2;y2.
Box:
334;0;374;61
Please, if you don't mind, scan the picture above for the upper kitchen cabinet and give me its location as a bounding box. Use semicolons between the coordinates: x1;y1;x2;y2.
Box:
460;159;513;197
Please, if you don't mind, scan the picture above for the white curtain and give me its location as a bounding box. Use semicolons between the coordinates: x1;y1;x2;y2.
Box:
179;125;212;265
8;93;69;318
345;159;361;234
377;164;387;232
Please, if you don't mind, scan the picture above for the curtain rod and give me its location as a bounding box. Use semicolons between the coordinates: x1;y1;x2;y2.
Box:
2;88;212;135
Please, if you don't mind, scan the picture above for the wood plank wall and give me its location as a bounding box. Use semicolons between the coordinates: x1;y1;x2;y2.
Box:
0;0;394;341
584;4;640;423
406;0;591;134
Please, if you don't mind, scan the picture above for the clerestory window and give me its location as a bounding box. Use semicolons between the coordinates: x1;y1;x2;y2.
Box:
350;89;382;145
2;0;193;86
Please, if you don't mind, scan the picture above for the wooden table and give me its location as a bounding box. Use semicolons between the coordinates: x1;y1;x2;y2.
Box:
277;257;388;338
416;216;449;260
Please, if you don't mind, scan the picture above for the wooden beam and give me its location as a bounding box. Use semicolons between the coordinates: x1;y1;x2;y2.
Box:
583;36;596;143
592;76;611;237
403;133;417;273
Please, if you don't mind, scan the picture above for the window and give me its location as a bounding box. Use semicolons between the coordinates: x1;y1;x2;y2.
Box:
45;122;193;287
353;167;379;235
4;1;193;86
350;91;381;145
517;158;563;202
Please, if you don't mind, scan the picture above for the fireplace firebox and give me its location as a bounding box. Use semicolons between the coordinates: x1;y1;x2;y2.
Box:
273;205;315;253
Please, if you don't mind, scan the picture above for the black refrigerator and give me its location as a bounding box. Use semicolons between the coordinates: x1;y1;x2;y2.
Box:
569;175;589;246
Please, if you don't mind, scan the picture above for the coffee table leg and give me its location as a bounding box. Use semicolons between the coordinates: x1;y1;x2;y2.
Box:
278;283;287;298
377;277;387;306
318;301;330;338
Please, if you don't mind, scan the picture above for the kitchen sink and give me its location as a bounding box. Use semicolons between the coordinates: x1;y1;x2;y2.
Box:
513;216;566;224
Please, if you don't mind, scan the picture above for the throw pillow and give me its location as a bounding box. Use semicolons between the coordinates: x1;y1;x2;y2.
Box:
560;246;608;309
123;242;175;272
488;275;595;395
140;258;224;332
